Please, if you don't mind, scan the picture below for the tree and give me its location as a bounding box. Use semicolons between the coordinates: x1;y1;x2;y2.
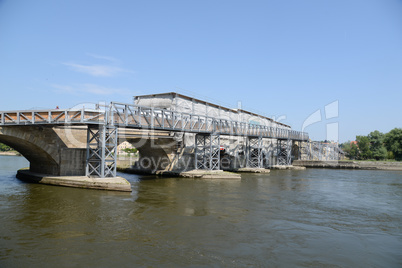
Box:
349;142;359;160
384;128;402;160
340;141;358;160
0;143;12;152
368;130;387;160
356;135;372;160
340;141;351;153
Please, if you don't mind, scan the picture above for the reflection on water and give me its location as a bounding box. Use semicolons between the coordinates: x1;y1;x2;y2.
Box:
0;155;401;267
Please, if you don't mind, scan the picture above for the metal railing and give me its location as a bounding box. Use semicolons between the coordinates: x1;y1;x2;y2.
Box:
0;102;309;141
109;102;308;140
0;108;105;125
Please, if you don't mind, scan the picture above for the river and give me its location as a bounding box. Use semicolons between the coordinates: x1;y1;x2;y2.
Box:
0;155;401;267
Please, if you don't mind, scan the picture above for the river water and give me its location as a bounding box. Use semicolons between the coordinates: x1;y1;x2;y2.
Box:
0;155;401;267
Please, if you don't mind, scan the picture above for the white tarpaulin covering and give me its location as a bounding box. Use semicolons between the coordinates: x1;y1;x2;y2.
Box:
134;92;290;130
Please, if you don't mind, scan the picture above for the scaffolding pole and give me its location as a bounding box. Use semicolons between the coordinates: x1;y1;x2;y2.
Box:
264;139;275;168
277;139;292;165
195;133;220;170
246;136;263;168
86;125;118;178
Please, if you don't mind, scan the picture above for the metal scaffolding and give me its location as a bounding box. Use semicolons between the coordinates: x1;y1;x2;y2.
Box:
86;125;118;178
264;139;275;168
0;103;309;141
195;133;221;170
277;139;292;165
246;136;263;168
108;102;309;141
0;101;315;177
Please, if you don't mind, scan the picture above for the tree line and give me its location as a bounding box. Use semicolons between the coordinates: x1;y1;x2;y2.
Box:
0;143;13;152
341;128;402;161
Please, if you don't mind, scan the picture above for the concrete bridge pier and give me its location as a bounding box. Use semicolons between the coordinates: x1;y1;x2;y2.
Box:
118;131;307;177
231;136;267;173
124;132;241;179
126;134;184;174
0;125;131;191
291;140;301;161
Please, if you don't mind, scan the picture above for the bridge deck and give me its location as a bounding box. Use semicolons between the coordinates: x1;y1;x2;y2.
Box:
0;102;309;141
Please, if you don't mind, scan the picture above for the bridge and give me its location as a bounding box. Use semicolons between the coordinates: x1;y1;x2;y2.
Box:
0;93;342;189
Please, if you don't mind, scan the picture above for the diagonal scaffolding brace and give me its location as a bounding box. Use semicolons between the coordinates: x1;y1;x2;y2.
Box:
263;139;275;168
195;133;220;170
277;139;292;165
246;136;263;168
86;125;118;178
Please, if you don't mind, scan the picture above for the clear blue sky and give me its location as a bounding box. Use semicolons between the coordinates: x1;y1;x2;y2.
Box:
1;0;401;142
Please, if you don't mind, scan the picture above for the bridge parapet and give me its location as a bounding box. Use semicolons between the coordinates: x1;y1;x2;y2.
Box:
0;109;105;125
0;102;309;141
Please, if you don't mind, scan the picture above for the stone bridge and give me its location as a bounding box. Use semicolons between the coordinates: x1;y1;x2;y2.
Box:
0;103;311;179
0;124;187;176
0;125;87;176
0;94;346;191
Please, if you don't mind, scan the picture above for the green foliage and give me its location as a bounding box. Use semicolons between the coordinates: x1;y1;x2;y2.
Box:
356;135;372;160
340;141;359;160
349;142;359;160
368;130;387;160
122;148;138;154
384;128;402;161
345;128;401;161
0;143;12;152
340;141;351;152
373;146;388;160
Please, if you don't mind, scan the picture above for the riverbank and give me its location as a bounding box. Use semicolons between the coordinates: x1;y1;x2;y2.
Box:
293;160;402;171
0;151;19;156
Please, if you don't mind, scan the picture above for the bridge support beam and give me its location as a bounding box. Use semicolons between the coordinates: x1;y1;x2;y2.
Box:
246;136;263;168
195;133;220;170
277;139;291;165
86;125;118;178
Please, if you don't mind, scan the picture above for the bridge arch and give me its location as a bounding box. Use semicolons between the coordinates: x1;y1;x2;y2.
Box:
127;136;183;173
0;132;59;174
0;126;87;176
